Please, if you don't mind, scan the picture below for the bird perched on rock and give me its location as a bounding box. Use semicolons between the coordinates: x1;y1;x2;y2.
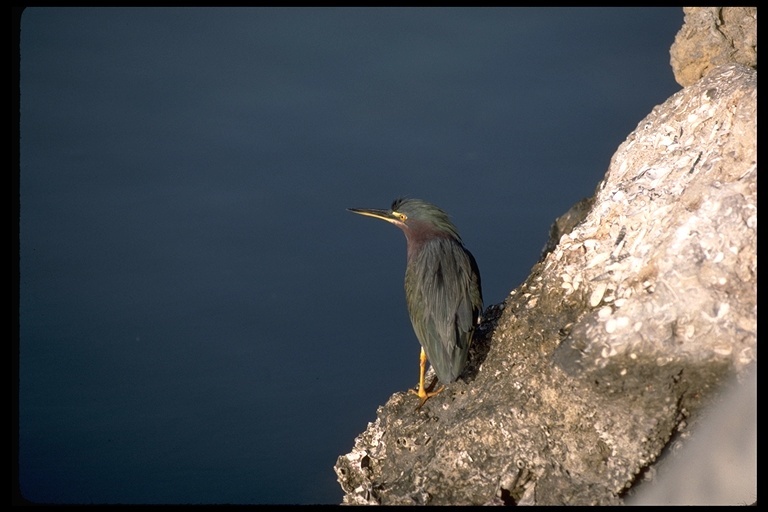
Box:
348;198;483;407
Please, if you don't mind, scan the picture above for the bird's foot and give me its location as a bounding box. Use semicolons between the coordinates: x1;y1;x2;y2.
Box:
409;384;445;410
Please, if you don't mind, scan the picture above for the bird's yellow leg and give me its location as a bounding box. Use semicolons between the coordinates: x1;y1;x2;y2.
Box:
409;347;444;408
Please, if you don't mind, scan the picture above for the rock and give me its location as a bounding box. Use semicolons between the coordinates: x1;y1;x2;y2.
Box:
335;13;757;506
624;367;756;505
670;7;757;87
540;196;594;260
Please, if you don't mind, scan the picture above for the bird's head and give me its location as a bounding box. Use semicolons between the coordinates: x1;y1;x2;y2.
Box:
348;198;462;242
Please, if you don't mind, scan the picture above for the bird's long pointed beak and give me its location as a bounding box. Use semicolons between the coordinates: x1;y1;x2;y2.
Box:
347;207;399;224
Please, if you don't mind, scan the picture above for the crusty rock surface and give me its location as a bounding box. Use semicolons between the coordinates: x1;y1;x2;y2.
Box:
670;7;756;87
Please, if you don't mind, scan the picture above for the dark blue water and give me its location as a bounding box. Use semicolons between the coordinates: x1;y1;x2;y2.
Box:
17;7;683;504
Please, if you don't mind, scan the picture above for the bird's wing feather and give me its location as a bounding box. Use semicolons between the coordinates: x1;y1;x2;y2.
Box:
405;238;482;383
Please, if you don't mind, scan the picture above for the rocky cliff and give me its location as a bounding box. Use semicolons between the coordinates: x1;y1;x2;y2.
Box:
335;8;756;505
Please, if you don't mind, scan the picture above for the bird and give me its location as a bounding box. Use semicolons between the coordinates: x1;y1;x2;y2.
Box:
348;198;483;407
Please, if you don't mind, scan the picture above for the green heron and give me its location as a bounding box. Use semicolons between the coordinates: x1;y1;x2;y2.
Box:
348;198;483;406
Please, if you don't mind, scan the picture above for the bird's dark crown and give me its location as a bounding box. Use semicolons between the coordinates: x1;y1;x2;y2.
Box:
391;198;462;241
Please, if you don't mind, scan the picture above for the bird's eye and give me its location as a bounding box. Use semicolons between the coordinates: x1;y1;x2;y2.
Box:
397;213;407;221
